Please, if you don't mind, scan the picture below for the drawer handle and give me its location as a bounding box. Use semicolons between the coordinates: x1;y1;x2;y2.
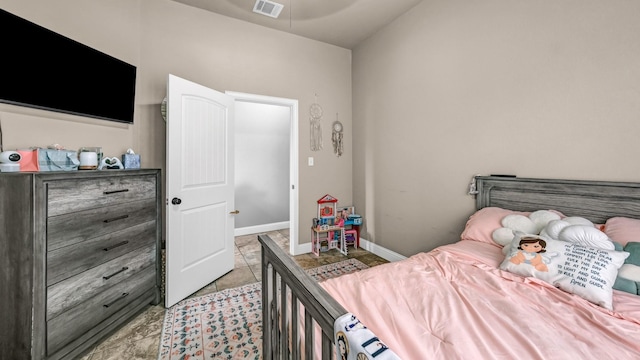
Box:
103;292;129;308
103;189;130;195
103;214;129;223
103;240;130;251
103;266;129;280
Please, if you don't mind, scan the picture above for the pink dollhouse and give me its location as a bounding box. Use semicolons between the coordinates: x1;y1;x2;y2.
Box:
312;194;346;256
317;194;338;222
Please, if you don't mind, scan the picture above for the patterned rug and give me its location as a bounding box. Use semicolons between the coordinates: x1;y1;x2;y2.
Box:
158;258;369;360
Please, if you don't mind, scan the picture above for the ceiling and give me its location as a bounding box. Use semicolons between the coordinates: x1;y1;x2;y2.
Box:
171;0;423;49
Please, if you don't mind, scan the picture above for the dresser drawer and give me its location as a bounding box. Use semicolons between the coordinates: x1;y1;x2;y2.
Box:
47;175;156;216
47;221;156;286
46;266;156;356
47;198;156;251
47;243;156;321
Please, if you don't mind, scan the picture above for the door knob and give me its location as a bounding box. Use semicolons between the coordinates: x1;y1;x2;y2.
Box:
171;197;182;205
229;210;240;214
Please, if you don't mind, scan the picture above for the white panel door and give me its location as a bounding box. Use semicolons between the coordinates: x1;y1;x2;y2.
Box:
165;74;235;308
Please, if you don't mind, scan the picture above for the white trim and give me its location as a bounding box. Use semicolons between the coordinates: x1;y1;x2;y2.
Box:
234;221;290;237
294;241;312;256
359;237;407;262
294;235;407;262
225;91;299;255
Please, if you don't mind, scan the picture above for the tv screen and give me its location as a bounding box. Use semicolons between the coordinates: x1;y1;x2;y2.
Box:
0;9;137;124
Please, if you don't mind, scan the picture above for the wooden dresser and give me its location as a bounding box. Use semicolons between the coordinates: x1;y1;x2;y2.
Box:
0;169;162;360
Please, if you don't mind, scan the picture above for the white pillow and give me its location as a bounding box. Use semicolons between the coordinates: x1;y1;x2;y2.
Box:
502;242;512;255
558;225;615;250
500;234;629;310
562;216;594;227
492;227;516;246
618;263;640;282
501;214;537;235
541;219;570;240
529;210;562;234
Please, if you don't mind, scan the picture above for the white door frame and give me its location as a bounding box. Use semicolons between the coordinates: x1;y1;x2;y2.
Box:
225;91;299;256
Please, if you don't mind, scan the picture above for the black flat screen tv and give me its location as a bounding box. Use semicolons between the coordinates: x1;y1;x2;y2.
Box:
0;9;137;124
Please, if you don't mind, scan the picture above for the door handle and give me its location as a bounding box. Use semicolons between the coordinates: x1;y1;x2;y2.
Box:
229;210;240;214
171;197;182;205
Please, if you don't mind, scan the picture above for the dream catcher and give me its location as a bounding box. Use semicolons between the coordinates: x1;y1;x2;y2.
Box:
332;113;343;157
310;96;323;151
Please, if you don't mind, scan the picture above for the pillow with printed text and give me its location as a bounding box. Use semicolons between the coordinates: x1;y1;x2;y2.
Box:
500;233;629;310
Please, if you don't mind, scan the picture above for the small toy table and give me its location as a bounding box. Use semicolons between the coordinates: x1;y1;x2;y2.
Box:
311;225;346;256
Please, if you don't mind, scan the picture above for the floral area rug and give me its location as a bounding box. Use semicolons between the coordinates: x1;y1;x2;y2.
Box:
305;258;370;282
158;258;369;360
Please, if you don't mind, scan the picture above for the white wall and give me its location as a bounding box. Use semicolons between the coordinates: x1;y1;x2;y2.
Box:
353;0;640;256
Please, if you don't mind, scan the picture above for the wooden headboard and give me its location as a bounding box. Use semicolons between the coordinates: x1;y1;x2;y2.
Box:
475;176;640;224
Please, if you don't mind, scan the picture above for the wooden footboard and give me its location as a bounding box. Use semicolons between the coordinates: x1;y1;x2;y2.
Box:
259;234;347;360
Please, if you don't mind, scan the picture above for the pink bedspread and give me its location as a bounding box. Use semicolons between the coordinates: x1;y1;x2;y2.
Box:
321;240;640;359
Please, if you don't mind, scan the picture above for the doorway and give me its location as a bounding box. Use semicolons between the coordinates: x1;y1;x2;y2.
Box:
226;92;299;255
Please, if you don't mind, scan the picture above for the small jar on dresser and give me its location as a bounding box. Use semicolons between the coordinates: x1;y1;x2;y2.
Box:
0;169;162;360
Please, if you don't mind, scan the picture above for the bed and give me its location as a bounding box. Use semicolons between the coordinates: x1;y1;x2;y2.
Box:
259;176;640;359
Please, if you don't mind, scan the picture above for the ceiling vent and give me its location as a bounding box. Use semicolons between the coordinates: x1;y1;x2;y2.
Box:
253;0;284;18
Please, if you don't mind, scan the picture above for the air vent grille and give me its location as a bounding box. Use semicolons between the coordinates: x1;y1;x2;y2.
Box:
253;0;284;18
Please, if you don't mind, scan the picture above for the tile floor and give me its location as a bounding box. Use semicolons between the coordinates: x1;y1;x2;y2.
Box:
78;229;388;360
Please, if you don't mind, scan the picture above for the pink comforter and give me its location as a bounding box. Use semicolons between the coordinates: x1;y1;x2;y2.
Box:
321;240;640;360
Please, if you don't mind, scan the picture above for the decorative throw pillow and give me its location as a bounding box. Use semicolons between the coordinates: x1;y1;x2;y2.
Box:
540;220;571;240
493;227;518;247
491;210;565;246
460;207;529;246
501;215;537;235
613;273;637;294
529;210;562;234
562;216;595;227
612;241;640;295
539;217;601;243
500;233;629;310
624;242;640;265
557;225;615;250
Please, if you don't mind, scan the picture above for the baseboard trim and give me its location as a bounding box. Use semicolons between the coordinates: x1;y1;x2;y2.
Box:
292;236;406;262
360;237;407;262
293;242;312;256
235;221;289;237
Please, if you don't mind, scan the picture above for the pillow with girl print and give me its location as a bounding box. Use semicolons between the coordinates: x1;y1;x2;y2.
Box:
500;232;629;310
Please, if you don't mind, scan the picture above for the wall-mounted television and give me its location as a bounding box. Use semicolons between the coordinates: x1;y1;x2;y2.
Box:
0;9;137;124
